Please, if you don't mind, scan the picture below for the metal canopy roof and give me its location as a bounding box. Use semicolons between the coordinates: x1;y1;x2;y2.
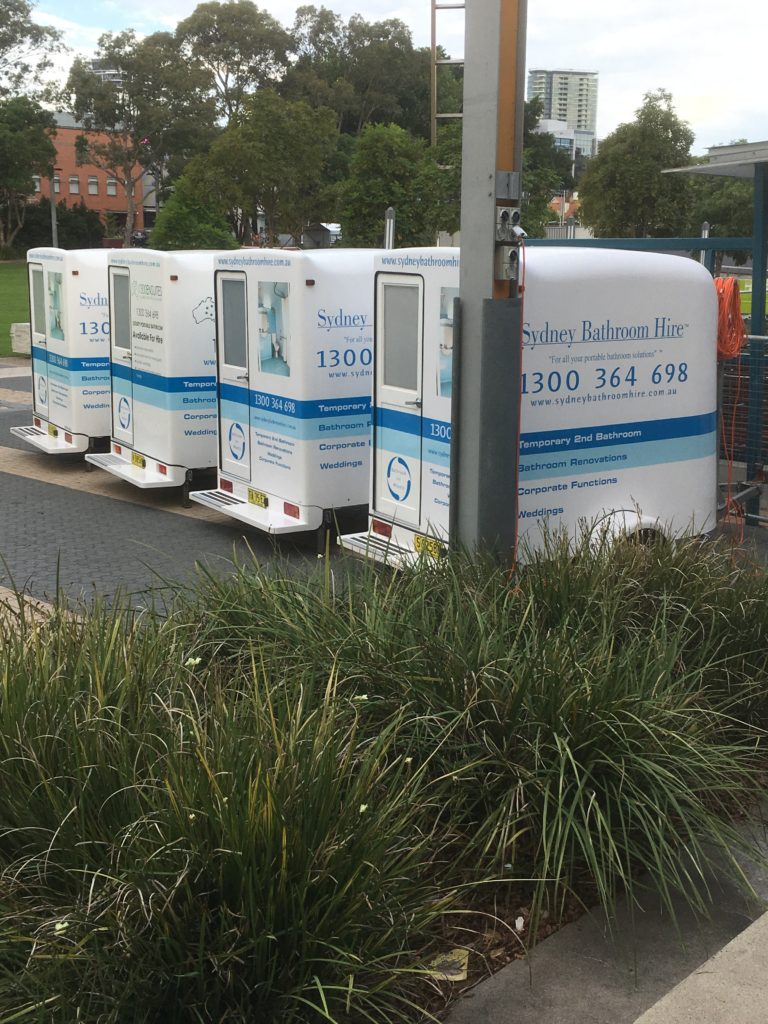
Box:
665;141;768;179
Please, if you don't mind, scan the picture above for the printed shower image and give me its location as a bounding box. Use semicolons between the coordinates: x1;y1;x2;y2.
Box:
257;281;290;377
48;272;65;341
438;287;458;397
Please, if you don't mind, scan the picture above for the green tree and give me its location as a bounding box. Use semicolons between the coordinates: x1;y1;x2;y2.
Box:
579;89;694;238
523;97;574;237
150;172;237;250
191;90;338;243
17;197;105;250
686;149;753;266
281;7;428;137
176;0;293;124
0;0;63;97
67;30;216;245
0;95;55;250
336;123;443;246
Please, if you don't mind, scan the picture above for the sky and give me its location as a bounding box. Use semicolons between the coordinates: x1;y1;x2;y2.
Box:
35;0;768;154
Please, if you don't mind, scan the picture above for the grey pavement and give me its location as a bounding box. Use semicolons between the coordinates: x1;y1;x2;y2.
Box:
0;400;317;606
444;822;768;1024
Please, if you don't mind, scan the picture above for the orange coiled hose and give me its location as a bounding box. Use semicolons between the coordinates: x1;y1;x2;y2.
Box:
715;277;747;539
715;277;747;360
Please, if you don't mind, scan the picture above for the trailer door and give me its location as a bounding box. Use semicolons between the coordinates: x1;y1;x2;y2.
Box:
216;273;252;481
109;267;134;446
29;263;49;417
372;273;424;527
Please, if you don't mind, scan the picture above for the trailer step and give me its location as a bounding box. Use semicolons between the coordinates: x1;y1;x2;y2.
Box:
10;424;89;454
188;488;246;510
85;452;188;488
338;530;414;567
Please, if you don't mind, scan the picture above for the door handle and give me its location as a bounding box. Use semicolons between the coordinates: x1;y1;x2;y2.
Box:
404;399;422;408
236;373;249;381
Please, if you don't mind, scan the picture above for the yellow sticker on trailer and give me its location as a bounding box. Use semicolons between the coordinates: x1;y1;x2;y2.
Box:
248;488;269;508
131;452;146;469
414;534;443;559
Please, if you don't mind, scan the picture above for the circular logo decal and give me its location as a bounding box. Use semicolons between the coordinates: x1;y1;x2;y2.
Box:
37;375;47;404
386;456;412;502
118;396;131;429
228;422;246;461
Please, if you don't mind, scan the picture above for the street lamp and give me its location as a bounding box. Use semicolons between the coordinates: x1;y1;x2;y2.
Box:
49;167;60;247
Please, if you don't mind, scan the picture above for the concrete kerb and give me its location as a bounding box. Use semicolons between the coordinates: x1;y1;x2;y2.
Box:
445;819;768;1024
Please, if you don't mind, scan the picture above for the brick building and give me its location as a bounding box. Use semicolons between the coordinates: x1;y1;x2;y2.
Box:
31;113;146;235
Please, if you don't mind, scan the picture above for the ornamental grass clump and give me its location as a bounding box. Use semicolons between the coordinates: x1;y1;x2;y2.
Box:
1;529;767;1022
0;601;459;1023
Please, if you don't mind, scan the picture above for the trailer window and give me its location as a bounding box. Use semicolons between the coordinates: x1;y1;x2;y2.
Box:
48;272;65;341
112;273;131;350
382;283;419;391
221;278;247;368
30;268;46;335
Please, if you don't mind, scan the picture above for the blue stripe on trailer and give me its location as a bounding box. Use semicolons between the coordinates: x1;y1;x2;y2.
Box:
32;346;109;373
218;383;371;420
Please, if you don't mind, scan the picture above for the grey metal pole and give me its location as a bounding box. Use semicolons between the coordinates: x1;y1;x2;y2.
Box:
384;206;396;249
49;175;58;248
452;0;526;558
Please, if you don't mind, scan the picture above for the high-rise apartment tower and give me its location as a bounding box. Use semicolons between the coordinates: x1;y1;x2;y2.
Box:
527;69;598;133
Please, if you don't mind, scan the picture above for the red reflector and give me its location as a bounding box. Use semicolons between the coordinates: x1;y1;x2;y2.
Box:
220;478;233;493
114;444;122;455
284;501;300;519
158;463;167;475
34;417;41;427
65;432;73;443
372;519;392;538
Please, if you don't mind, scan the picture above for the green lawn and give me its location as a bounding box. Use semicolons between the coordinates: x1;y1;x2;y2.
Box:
0;261;29;358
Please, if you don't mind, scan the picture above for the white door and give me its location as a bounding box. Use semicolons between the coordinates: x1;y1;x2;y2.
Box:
109;267;134;445
28;263;49;417
216;273;252;481
373;273;424;527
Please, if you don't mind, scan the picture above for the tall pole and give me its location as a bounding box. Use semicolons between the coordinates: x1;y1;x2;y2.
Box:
49;173;59;248
451;0;527;556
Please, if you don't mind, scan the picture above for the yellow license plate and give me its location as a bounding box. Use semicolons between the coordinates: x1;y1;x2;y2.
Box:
131;451;146;469
414;534;443;559
47;424;58;438
248;488;269;508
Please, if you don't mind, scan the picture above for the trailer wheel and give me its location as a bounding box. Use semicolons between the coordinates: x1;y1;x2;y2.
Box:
182;470;194;508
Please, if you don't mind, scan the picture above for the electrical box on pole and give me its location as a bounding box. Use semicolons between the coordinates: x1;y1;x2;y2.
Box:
450;0;527;558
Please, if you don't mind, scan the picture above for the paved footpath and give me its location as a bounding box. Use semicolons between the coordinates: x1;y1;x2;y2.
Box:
0;359;315;606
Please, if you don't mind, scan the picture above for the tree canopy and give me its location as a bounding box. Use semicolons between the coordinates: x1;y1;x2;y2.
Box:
150;172;237;250
336;123;445;246
578;89;694;238
176;0;293;124
0;95;55;250
0;0;63;97
66;30;216;244
187;90;338;244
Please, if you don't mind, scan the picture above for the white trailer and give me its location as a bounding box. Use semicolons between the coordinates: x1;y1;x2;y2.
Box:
86;250;218;492
190;248;378;538
340;246;718;565
11;248;113;454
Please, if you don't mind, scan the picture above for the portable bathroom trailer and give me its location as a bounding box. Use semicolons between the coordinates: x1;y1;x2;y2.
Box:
340;246;718;565
85;250;218;492
190;248;378;537
11;248;113;454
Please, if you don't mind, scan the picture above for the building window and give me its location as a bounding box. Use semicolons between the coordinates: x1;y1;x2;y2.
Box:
53;175;61;193
32;176;41;193
106;178;117;196
88;176;98;195
69;175;80;194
